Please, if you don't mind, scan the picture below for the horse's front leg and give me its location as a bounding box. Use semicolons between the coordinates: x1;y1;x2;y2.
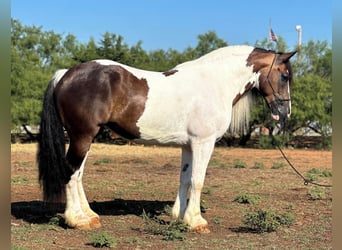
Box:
172;145;192;220
183;137;215;233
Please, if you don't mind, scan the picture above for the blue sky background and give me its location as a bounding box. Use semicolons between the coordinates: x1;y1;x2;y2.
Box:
11;0;331;51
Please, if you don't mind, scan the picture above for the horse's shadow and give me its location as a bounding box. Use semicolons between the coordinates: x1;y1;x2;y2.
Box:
11;199;173;226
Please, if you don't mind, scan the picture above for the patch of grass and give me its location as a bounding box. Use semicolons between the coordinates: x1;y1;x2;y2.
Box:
11;246;28;250
16;161;32;167
243;208;295;233
250;180;263;186
251;162;265;169
308;186;326;200
213;216;222;224
209;158;221;166
234;194;261;205
284;203;295;210
305;168;332;185
11;176;29;185
88;231;117;248
305;173;318;182
233;159;247;168
93;158;112;165
202;187;212;195
200;199;209;212
271;162;285;169
163;204;172;216
140;210;189;241
307;168;321;174
320;169;332;177
307;168;332;177
125;236;143;244
48;215;62;226
210;158;230;169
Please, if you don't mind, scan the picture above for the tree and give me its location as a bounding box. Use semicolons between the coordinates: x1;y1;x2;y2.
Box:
289;40;332;137
254;36;288;52
97;32;130;63
195;30;228;57
289;74;332;136
11;20;52;129
71;37;100;64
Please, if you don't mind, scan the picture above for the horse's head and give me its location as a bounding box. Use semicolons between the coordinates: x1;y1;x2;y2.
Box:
248;48;297;124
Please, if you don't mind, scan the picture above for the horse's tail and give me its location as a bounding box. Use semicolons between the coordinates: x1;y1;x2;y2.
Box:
38;69;71;202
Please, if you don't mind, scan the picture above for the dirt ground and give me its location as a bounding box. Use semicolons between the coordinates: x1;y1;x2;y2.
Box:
11;143;332;249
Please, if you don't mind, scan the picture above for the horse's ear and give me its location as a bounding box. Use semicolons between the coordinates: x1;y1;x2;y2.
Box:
278;51;297;63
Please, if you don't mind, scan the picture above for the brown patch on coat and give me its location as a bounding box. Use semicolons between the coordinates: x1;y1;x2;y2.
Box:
163;69;178;77
106;65;149;139
232;82;254;105
55;62;149;141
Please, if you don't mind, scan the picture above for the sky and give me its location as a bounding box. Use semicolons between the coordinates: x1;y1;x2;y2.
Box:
11;0;331;52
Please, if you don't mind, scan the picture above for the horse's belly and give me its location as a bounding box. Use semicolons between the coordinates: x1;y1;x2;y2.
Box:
136;113;189;145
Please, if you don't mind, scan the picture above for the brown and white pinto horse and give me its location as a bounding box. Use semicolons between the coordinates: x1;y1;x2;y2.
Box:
38;45;296;232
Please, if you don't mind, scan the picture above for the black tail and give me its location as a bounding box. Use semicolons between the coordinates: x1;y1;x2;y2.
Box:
38;72;72;202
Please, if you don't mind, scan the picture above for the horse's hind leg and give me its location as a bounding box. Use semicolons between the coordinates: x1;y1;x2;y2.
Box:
77;151;101;228
64;136;100;229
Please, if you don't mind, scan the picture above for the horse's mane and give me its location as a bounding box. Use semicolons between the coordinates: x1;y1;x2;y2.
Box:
175;45;254;69
228;90;256;136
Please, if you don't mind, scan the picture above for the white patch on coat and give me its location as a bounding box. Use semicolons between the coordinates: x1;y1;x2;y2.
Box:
52;69;68;87
95;45;260;144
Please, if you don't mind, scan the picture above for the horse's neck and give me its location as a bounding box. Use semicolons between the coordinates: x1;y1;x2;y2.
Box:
176;59;259;104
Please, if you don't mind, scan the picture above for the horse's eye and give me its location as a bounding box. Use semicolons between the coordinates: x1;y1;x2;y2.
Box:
281;74;289;82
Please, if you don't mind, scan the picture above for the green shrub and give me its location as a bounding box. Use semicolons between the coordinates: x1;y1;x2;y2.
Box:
233;159;247;168
243;209;295;233
200;199;209;211
141;210;189;241
93;158;112;165
307;168;321;174
306;168;332;183
234;194;260;205
88;232;117;248
308;186;326;200
251;162;265;169
307;168;332;177
271;162;285;169
320;169;332;177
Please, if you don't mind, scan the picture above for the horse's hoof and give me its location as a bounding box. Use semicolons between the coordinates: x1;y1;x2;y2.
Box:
193;224;210;234
90;217;101;228
75;221;92;230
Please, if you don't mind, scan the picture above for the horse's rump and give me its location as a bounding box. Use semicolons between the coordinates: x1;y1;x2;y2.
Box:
55;62;149;140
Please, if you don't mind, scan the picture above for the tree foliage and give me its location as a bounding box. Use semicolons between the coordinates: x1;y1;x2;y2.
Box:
11;19;331;144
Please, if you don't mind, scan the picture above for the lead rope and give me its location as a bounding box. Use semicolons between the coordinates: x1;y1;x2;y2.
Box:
262;53;331;188
270;131;332;188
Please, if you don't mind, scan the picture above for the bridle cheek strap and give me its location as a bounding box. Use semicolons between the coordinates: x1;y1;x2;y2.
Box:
265;54;291;106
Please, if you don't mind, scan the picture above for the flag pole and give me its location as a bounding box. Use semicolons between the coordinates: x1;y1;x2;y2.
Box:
296;25;302;63
269;19;278;50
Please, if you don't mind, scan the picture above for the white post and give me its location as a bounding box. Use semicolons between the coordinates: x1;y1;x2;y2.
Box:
295;25;302;63
296;25;302;47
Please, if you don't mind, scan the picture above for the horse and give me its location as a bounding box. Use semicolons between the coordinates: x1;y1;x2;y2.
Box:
37;45;296;233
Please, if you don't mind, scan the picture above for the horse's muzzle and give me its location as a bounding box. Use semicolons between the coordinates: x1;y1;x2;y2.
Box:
269;99;290;125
